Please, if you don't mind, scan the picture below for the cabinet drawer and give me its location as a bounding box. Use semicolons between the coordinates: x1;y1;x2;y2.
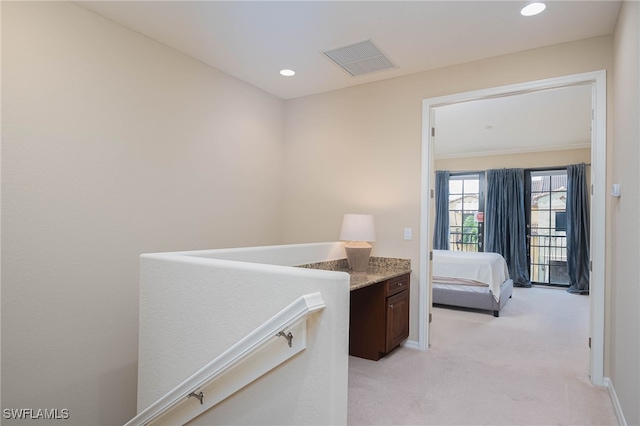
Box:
386;273;409;296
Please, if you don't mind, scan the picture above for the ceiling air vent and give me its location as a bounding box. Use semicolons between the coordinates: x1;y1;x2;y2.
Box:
323;39;395;77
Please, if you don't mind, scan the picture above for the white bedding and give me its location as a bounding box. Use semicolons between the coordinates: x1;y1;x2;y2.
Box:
433;282;491;294
433;250;510;302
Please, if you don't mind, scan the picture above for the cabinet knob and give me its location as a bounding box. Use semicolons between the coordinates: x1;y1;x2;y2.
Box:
389;304;394;308
397;283;402;286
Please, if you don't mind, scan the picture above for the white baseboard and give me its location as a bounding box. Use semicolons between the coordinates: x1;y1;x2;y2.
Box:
402;339;420;350
604;377;627;426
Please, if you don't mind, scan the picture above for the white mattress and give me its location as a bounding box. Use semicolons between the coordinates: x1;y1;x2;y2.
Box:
433;250;510;302
433;282;491;294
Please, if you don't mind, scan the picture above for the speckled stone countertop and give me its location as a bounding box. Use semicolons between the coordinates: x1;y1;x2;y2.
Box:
296;257;411;291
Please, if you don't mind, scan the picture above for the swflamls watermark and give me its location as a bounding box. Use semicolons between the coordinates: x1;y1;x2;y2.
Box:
3;408;70;420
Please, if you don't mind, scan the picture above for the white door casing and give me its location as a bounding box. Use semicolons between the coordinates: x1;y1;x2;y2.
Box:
419;70;606;386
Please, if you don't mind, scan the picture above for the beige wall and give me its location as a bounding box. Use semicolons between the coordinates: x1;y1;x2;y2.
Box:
283;36;613;344
2;2;284;424
435;148;591;171
611;2;640;424
4;1;638;425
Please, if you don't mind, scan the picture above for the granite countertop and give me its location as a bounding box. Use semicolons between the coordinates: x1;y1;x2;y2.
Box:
296;257;411;291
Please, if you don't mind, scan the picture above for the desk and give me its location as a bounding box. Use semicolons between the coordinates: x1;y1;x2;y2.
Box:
297;257;411;360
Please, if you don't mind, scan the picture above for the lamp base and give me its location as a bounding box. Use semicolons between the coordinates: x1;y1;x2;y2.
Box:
344;242;372;272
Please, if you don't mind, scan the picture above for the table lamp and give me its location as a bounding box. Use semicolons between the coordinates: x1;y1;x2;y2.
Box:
339;214;376;272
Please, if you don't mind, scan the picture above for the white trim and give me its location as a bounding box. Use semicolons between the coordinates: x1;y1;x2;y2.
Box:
434;142;591;160
419;71;607;386
124;292;326;426
604;377;628;426
588;70;607;387
402;339;420;350
418;96;434;350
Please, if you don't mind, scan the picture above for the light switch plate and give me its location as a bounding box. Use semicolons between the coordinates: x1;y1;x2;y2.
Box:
611;184;621;197
404;228;412;240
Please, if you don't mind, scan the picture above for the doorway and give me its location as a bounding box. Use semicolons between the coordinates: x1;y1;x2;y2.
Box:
526;168;571;286
448;172;485;253
419;71;607;386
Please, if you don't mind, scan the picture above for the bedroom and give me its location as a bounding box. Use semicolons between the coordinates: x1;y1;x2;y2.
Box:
430;83;593;319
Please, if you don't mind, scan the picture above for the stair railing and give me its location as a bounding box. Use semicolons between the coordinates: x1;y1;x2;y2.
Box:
124;292;326;426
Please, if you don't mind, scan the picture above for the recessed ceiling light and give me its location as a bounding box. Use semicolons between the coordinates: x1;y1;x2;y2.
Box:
521;2;546;16
280;69;295;77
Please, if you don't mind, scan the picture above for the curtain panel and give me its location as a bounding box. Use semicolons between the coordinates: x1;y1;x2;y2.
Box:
485;168;531;287
566;163;590;294
433;170;450;250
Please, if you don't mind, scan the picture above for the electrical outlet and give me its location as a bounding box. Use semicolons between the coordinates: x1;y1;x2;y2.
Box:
404;228;412;240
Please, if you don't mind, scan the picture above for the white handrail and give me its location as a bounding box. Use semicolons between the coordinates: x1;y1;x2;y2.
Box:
124;292;326;426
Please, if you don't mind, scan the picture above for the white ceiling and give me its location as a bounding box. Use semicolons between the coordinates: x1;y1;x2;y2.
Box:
76;1;620;100
75;1;618;156
434;84;593;158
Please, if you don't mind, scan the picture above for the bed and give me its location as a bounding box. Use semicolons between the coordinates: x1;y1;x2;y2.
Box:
432;250;513;317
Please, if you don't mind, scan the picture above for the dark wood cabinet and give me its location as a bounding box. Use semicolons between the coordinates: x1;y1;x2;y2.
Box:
349;273;410;360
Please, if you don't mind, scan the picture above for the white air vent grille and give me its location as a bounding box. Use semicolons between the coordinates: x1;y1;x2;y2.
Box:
323;39;395;77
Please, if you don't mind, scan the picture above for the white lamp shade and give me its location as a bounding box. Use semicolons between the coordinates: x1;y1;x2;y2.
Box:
339;214;376;242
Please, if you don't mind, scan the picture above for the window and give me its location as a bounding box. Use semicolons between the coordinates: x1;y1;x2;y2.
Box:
448;173;485;252
526;169;569;285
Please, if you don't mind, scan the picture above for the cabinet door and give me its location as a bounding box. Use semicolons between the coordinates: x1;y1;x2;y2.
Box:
386;290;409;352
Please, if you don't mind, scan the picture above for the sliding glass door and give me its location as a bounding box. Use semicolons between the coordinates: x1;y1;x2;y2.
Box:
526;169;569;285
448;173;485;252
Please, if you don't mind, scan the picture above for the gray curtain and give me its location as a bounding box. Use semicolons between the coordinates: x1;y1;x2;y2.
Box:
566;163;590;294
433;170;450;250
485;168;531;287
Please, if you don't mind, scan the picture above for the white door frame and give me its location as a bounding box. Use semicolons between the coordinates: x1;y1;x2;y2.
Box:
419;70;606;386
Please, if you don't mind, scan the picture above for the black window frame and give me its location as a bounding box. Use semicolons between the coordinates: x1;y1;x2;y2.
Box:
447;172;485;252
525;167;570;287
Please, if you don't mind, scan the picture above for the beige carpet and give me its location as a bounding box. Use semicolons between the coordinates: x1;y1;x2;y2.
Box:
347;287;618;425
